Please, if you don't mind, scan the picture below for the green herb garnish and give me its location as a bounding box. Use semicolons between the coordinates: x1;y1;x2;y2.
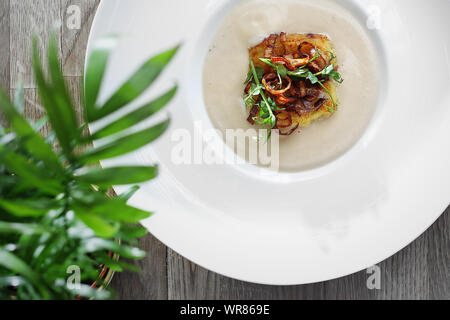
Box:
245;60;277;130
259;51;343;113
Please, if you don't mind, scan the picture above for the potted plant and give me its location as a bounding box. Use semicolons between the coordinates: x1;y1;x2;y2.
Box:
0;35;178;300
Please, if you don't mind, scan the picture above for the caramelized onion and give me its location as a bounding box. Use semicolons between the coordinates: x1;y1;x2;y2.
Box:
275;94;295;105
298;42;316;58
244;82;251;95
304;87;322;102
275;111;293;129
278;123;300;136
298;41;327;73
262;73;292;95
314;98;327;109
247;106;260;125
264;34;278;58
270;57;294;70
280;32;287;55
298;80;307;98
270;56;309;71
288;57;310;68
309;59;327;73
292;97;325;116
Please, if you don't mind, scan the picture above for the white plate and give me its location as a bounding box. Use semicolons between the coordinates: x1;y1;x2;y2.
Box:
87;0;450;285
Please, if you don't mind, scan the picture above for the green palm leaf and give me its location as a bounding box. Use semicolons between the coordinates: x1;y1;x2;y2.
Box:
0;89;63;174
84;35;118;122
32;37;79;159
0;34;179;300
75;166;158;187
91;46;179;121
79;119;170;164
92;85;177;140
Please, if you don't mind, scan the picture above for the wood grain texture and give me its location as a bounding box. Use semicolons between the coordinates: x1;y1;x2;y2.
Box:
428;207;450;299
2;0;449;300
0;0;9;127
10;0;61;89
0;0;9;92
113;234;169;300
167;212;449;300
61;0;99;76
377;233;430;300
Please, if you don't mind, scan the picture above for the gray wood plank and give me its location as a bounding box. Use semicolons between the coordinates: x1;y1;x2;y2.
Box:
0;0;9;127
377;233;430;300
10;87;51;137
61;0;100;76
321;271;377;300
0;0;10;94
167;249;378;300
428;207;450;299
167;211;449;300
113;234;169;300
10;0;61;89
64;76;84;126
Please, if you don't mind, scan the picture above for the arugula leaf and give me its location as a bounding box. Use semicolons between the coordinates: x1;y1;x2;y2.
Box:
329;70;343;83
321;64;335;76
249;60;276;129
259;58;288;78
307;72;320;84
287;68;308;78
245;65;264;84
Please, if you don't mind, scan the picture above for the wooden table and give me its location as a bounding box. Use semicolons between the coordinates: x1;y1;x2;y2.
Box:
0;0;449;300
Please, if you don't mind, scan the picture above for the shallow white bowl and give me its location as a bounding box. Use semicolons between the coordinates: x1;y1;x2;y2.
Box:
87;0;450;285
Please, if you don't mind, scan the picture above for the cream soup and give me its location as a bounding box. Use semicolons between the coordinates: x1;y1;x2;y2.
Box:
203;0;380;172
